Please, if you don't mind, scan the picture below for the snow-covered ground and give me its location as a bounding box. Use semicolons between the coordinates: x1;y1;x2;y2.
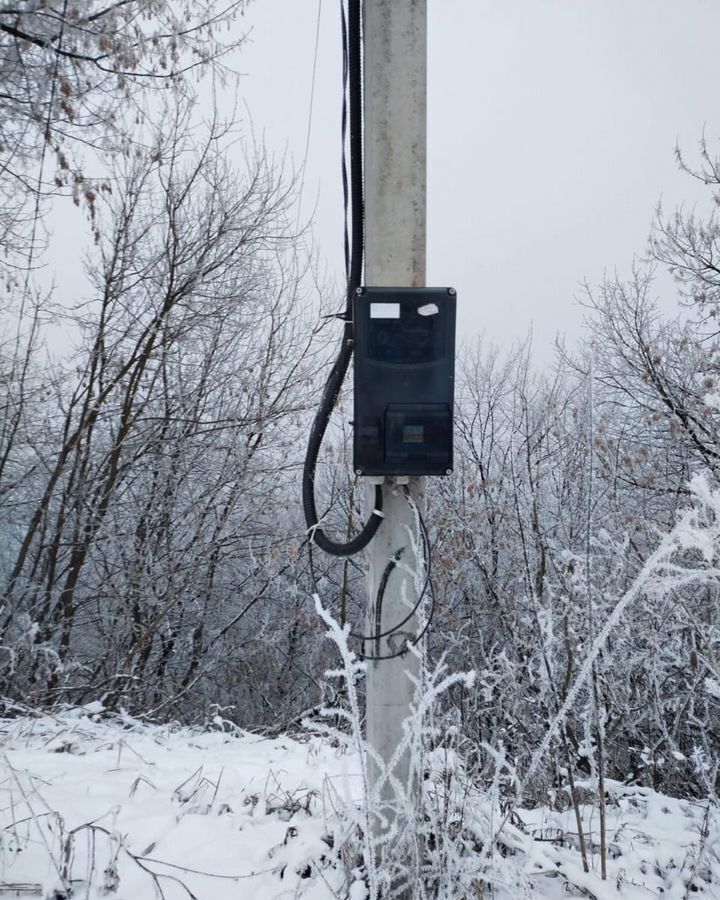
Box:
0;706;717;899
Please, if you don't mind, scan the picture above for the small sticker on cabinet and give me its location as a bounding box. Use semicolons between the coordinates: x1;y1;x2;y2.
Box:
370;303;400;319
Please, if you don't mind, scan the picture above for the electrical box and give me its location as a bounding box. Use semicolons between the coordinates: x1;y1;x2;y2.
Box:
353;287;456;476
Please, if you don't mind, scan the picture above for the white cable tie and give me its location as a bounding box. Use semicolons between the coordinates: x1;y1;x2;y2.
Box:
372;508;385;518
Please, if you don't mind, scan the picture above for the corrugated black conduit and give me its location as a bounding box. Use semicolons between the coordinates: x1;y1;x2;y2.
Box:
302;0;384;557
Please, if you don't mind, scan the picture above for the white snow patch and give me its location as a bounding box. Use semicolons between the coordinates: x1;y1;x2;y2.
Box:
0;710;717;898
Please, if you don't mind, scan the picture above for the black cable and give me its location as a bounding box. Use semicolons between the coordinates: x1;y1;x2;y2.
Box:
302;0;384;558
363;580;436;661
302;1;437;660
308;500;430;644
302;2;434;652
308;488;435;661
340;1;350;283
371;548;405;644
359;491;436;660
349;501;433;643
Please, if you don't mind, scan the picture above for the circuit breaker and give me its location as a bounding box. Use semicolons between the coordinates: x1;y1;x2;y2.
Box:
353;287;456;476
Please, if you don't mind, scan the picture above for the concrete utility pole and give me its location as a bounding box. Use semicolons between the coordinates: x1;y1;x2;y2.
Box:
364;0;427;836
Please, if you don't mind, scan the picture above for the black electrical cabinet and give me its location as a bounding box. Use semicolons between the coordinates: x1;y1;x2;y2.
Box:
353;287;456;476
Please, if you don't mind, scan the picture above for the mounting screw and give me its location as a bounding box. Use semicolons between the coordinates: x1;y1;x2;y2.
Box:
355;468;363;475
445;468;452;475
447;287;456;296
356;287;364;295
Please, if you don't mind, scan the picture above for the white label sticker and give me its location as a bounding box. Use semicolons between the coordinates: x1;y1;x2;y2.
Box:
418;303;439;316
370;302;400;319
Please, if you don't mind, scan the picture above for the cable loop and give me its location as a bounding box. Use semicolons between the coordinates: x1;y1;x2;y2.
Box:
301;0;377;558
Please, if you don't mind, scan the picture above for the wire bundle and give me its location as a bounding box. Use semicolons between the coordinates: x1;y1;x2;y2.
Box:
302;1;435;659
301;0;383;557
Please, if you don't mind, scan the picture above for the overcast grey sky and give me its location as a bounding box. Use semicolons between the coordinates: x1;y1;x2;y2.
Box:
233;0;720;360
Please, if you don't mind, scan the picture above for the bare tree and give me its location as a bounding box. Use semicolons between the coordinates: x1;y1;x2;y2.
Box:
0;0;250;260
0;103;328;720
